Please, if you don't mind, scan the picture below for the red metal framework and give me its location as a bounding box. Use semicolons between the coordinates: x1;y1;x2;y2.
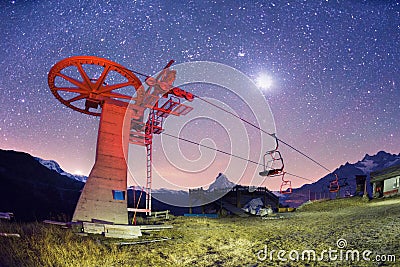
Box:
140;97;193;214
129;66;194;215
49;56;194;220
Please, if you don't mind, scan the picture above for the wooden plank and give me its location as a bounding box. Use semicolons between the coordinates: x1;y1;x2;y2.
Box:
91;218;114;225
104;225;142;237
116;237;171;245
43;220;69;226
127;208;151;213
104;232;140;239
0;212;13;220
82;222;105;234
139;225;173;231
0;233;20;238
0;215;11;220
184;213;218;218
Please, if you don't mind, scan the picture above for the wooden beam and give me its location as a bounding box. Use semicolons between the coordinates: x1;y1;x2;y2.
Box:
0;233;20;238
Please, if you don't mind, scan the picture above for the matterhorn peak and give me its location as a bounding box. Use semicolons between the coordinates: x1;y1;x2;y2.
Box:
207;173;236;192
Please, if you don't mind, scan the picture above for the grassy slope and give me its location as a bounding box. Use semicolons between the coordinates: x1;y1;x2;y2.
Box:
0;196;399;267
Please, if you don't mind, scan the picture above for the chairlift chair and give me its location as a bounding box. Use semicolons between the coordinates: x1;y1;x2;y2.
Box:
329;174;340;193
259;135;284;177
280;172;292;194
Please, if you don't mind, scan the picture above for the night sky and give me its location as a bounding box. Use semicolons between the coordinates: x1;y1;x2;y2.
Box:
1;1;399;191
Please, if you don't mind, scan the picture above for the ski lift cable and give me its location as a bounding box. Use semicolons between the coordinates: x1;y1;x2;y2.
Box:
121;65;332;174
286;172;314;182
162;132;315;183
122;61;174;79
192;94;333;173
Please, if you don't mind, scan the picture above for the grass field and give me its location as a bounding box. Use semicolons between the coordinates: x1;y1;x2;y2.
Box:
1;196;399;266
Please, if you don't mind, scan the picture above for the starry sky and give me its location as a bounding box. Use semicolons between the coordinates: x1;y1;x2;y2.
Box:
1;0;399;191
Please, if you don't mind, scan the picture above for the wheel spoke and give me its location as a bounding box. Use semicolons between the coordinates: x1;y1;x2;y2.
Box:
49;56;144;116
67;94;87;103
56;87;88;94
57;73;84;88
103;91;136;100
94;65;111;91
76;63;92;89
98;81;133;93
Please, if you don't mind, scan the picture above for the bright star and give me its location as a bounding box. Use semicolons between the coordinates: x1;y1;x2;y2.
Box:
256;74;273;90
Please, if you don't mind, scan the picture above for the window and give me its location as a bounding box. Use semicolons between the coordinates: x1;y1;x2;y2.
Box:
395;177;400;188
393;176;399;189
112;190;125;201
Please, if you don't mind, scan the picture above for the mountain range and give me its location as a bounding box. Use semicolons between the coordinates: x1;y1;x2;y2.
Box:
280;151;400;207
1;148;399;220
34;157;88;183
0;149;84;221
30;150;400;209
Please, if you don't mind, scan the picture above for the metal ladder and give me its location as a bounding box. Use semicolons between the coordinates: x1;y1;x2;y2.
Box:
145;141;152;216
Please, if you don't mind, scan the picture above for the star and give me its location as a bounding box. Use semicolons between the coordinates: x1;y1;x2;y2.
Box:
0;0;398;190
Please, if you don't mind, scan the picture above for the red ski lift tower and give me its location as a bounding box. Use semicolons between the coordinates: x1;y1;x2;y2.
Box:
48;56;193;224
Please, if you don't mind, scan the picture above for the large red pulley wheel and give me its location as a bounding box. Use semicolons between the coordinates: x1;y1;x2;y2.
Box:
48;56;143;116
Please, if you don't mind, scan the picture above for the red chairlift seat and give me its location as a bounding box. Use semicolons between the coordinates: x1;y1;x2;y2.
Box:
329;174;340;193
280;182;292;194
329;181;340;193
280;172;292;194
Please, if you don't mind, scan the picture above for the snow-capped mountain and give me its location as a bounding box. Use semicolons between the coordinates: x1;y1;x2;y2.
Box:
150;173;236;195
139;173;236;207
149;173;235;196
0;149;84;221
207;173;236;191
355;151;400;173
281;151;400;207
34;157;87;183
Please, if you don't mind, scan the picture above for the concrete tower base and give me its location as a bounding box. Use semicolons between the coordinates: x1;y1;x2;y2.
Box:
72;100;132;224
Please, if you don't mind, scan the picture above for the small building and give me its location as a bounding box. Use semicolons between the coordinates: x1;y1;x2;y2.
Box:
188;185;280;215
370;164;400;197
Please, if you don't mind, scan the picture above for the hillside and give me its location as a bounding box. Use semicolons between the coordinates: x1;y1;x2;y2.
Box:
0;149;84;221
1;196;399;266
1;149;399;220
281;151;400;207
